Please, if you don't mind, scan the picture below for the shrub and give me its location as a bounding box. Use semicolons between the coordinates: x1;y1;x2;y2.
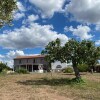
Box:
62;67;74;73
16;68;29;74
78;64;88;72
0;62;10;73
71;77;85;83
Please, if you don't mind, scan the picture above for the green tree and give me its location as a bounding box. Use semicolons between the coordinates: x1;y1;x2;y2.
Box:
61;39;82;79
0;62;10;72
42;38;100;79
41;38;62;71
62;39;100;78
81;40;100;73
42;39;82;78
0;0;17;27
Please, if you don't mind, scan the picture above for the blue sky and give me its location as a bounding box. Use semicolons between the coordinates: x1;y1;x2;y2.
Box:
0;0;100;67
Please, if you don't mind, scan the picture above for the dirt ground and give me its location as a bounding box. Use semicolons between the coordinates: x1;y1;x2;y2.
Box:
0;73;72;100
0;73;100;100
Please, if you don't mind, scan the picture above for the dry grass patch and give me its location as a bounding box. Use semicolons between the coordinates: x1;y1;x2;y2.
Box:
0;73;100;100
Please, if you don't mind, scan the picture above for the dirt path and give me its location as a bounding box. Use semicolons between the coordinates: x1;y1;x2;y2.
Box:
0;74;73;100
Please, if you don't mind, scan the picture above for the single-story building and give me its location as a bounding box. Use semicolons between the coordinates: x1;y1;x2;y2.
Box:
51;61;67;72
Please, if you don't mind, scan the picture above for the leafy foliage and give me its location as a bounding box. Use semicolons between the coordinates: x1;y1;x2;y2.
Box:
62;67;74;73
0;0;17;27
71;77;85;83
0;62;11;72
15;68;29;74
82;41;100;66
61;39;82;78
42;38;100;78
78;64;88;72
80;40;100;73
41;38;62;68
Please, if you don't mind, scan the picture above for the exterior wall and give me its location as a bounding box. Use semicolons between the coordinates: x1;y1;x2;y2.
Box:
14;57;49;72
51;61;67;72
14;58;48;66
14;57;72;72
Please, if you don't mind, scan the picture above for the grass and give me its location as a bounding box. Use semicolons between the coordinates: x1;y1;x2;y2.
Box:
0;73;100;100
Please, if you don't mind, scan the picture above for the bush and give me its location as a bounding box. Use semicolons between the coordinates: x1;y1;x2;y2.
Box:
78;64;88;72
16;68;29;74
71;77;85;83
0;62;10;73
62;67;74;73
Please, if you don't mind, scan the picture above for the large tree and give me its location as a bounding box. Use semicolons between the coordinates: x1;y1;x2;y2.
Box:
0;0;17;27
61;39;82;79
61;39;100;78
42;38;100;79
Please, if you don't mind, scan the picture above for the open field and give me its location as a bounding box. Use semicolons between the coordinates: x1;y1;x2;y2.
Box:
0;73;100;100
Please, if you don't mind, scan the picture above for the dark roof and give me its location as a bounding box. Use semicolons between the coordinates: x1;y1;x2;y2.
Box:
14;55;45;60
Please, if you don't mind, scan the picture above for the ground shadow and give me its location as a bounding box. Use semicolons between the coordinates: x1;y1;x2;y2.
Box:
17;78;74;86
62;72;87;76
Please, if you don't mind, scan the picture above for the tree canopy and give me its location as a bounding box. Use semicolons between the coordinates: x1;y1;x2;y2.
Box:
0;62;11;72
41;38;61;69
42;38;100;79
81;40;100;72
0;0;17;27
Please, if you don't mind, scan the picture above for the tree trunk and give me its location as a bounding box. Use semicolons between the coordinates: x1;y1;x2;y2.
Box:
90;65;94;74
48;62;53;78
72;61;81;79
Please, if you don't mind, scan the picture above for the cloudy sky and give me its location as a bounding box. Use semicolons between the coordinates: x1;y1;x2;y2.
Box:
0;0;100;67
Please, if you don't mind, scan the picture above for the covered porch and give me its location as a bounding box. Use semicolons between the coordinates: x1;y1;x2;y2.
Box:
17;64;43;72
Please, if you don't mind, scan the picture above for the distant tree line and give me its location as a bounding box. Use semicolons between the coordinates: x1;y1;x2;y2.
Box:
0;62;12;73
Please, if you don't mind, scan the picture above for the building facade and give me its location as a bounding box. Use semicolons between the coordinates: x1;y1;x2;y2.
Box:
51;61;67;72
14;55;68;72
14;55;48;72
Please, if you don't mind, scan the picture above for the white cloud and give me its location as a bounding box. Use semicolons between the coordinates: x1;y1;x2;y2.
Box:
0;50;25;67
95;24;100;31
17;2;25;12
0;55;4;59
22;14;39;24
64;26;69;32
29;0;65;18
13;2;25;20
27;14;39;22
95;40;100;45
0;22;68;49
6;50;24;59
65;0;100;24
67;25;93;40
14;13;25;20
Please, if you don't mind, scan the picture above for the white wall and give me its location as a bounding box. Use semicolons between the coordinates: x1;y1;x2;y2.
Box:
51;61;67;70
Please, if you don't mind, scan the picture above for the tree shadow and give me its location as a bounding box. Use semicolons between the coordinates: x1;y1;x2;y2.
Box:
62;72;87;76
17;78;74;86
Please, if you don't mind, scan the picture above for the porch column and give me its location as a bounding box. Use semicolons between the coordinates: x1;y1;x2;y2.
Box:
32;64;33;72
26;64;27;70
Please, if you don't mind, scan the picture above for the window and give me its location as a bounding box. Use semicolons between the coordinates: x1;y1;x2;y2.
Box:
19;60;21;64
56;65;62;69
40;58;44;63
33;59;35;63
27;59;28;63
